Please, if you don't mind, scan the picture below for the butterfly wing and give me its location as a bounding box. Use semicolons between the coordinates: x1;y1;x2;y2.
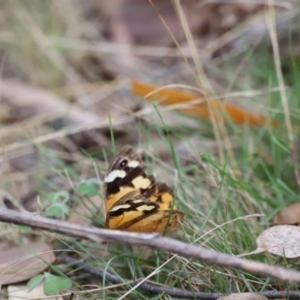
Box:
104;145;152;213
104;145;184;232
106;192;184;232
124;210;184;232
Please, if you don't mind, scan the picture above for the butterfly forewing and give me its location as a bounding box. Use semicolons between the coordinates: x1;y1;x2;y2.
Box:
104;145;184;233
104;145;151;211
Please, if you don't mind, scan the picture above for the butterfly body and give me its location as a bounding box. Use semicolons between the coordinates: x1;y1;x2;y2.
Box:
104;145;184;233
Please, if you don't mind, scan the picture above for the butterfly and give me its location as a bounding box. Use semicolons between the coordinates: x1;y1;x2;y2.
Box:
104;145;184;233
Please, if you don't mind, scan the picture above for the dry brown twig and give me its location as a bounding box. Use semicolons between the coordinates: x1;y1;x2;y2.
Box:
63;256;300;300
1;209;300;283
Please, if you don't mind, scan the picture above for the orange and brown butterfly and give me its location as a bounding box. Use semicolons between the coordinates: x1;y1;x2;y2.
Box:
104;145;184;233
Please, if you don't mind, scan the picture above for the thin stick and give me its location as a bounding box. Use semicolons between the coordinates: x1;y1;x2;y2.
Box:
63;256;300;300
1;209;300;282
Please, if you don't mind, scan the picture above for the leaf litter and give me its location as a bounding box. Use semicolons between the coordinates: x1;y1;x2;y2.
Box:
0;241;55;285
239;225;300;258
218;293;267;300
8;283;63;300
0;1;299;299
274;203;300;225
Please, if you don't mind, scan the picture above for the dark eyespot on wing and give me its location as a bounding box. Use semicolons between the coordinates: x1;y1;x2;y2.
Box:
108;145;145;174
120;159;128;167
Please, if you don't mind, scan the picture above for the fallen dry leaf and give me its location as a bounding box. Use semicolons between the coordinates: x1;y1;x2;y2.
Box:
274;203;300;225
8;283;63;300
218;293;267;300
255;225;300;258
0;241;55;285
132;79;278;127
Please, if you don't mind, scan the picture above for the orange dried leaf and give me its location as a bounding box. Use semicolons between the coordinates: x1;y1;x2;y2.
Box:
131;79;278;127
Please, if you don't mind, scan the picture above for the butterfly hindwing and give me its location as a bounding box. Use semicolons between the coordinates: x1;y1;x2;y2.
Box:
106;191;159;231
104;145;184;232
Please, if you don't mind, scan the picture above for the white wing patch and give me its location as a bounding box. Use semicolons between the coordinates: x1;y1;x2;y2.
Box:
105;170;126;183
136;205;156;211
110;204;131;212
127;160;140;168
132;199;145;203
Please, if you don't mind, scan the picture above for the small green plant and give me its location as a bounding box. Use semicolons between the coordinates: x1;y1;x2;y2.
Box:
27;273;72;296
77;178;101;197
45;191;70;219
